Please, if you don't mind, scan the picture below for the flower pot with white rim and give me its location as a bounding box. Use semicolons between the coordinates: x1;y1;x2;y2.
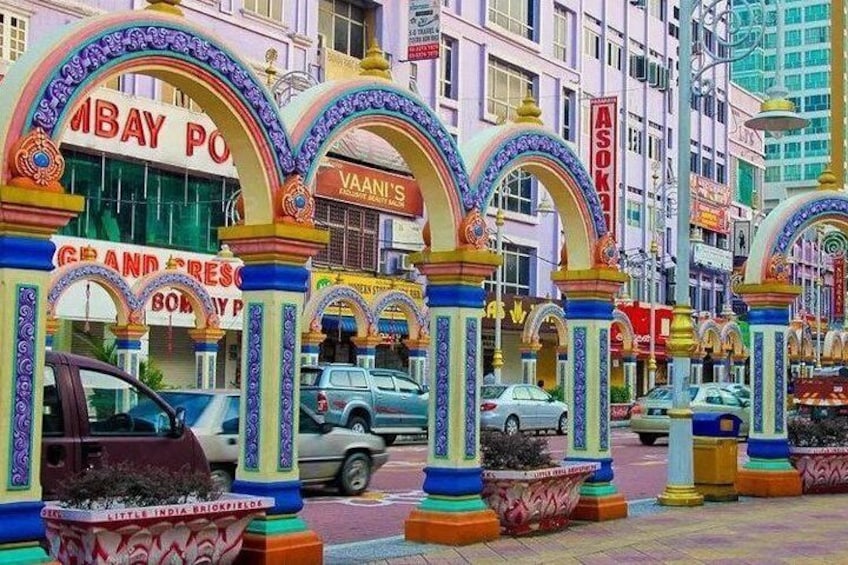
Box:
789;446;848;494
42;493;273;565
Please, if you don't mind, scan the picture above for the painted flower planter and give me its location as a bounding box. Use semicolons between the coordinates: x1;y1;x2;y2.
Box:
789;446;848;494
481;462;600;535
610;403;633;422
42;494;273;565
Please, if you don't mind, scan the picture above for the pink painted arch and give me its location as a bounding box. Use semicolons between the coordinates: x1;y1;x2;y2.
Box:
48;262;135;325
132;271;219;329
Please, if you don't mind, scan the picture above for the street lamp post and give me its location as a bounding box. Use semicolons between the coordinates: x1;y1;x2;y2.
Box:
816;226;824;368
493;200;505;382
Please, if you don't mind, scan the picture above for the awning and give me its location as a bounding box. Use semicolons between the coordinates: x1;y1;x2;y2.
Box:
321;316;409;336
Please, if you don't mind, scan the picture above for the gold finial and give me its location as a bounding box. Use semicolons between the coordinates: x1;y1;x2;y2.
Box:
647;355;657;372
650;239;659;255
818;168;838;191
359;38;392;80
265;48;278;87
166;255;178;270
335;272;344;285
145;0;183;16
514;91;543;125
495;208;505;227
81;246;97;262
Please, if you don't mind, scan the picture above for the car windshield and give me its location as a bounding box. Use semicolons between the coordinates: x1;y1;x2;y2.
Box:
481;386;507;399
727;386;751;400
300;367;322;386
646;387;698;402
157;392;214;426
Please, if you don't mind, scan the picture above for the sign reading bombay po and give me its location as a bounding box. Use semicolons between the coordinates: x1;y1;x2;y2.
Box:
316;158;424;217
590;97;618;233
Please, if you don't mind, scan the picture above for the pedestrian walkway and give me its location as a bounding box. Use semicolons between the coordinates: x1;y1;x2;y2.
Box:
327;494;848;564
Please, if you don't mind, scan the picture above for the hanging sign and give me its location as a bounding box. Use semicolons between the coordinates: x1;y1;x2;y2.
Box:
835;256;845;320
407;0;441;61
590;97;618;233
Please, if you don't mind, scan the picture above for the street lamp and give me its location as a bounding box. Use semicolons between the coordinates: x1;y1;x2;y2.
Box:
659;0;765;508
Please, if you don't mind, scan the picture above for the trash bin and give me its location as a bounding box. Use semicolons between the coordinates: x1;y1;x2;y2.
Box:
692;413;742;502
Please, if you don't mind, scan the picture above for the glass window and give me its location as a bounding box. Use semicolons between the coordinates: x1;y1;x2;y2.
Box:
553;5;570;63
804;3;829;22
43;366;64;436
805;139;829;157
301;367;322;386
805;94;831;112
440;35;457;99
804;71;829;89
716;162;726;184
482;385;507;399
485;242;533;296
704;388;722;405
349;371;368;388
81;369;170;435
492;169;532;215
804;49;829;67
784;164;802;181
487;56;536;120
512;386;532;400
373;374;395;391
626;200;642;227
157;392;213;426
313;200;379;272
329;370;351;387
784;142;801;158
628;121;644;155
607;41;622;70
396;377;420;394
784;29;801;47
562;88;575;141
319;0;367;58
719;390;742;407
805;26;829;45
243;0;283;21
805;162;825;181
299;409;321;434
528;387;549;401
488;0;535;40
784;7;802;24
784;52;801;68
0;12;27;62
765;165;781;182
583;28;600;59
223;396;239;432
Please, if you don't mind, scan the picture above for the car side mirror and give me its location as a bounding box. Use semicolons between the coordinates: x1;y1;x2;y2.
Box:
172;407;186;438
319;422;334;434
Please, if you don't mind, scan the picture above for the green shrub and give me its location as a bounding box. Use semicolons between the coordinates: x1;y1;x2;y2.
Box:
139;359;167;391
788;417;848;448
610;385;632;404
547;385;564;402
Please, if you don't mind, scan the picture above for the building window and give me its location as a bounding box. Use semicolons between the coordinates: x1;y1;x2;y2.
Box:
243;0;283;21
805;139;829;157
784;164;802;181
584;28;600;59
783;142;801;159
716;100;726;124
0;11;27;62
626;201;642;227
805;26;829;44
805;162;825;181
485;242;532;296
702;157;713;179
319;0;367;59
805;49;829;67
765;165;781;182
607;41;623;70
440;35;457;99
716;162;726;184
487;56;535;120
553;5;570;63
627;114;644;155
561;88;574;141
488;0;535;40
805;94;831;112
493;169;532;215
314;200;379;272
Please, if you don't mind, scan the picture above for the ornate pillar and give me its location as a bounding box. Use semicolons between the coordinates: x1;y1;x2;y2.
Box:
188;328;225;389
353;335;383;368
554;268;629;521
734;356;748;384
110;324;148;379
0;156;84;560
622;354;637;401
405;249;501;546
300;331;325;367
557;347;568;394
45;316;60;351
737;283;802;497
220;220;329;563
713;353;727;383
690;356;704;384
405;338;430;385
520;341;542;384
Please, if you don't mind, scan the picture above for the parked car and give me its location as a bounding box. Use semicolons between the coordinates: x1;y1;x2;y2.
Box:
630;384;751;445
41;352;209;498
480;384;568;435
300;364;428;445
154;390;389;495
724;383;751;402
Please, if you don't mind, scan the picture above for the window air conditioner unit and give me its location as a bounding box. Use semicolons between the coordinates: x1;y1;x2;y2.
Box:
630;55;647;81
648;61;660;86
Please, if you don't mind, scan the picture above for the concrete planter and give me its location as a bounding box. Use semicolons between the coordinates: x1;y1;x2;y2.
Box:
42;493;272;564
610;403;633;422
481;462;599;535
789;446;848;494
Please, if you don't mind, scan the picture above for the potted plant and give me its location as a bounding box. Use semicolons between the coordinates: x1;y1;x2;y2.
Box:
610;385;633;423
41;462;272;564
788;417;848;494
480;431;599;535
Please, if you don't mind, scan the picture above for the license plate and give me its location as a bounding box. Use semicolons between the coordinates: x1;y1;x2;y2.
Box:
648;408;666;416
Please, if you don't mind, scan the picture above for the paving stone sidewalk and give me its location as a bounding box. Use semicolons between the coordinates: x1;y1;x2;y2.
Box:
363;494;848;564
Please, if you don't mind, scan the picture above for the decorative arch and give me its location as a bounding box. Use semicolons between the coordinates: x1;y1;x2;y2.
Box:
133;271;219;329
800;323;815;360
824;330;844;363
282;78;467;252
745;192;848;284
370;290;429;341
697;319;723;355
465;124;609;271
721;321;746;357
47;262;136;325
0;10;292;224
611;309;635;354
522;302;567;346
787;329;801;359
303;285;376;337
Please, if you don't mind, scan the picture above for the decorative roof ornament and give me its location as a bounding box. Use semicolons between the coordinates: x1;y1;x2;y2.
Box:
359;39;392;80
145;0;183;16
514;92;543;126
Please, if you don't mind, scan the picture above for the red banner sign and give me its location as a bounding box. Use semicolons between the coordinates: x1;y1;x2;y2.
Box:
316;158;424;217
691;198;730;234
835;256;845;320
590;97;618;233
610;302;673;353
690;173;731;206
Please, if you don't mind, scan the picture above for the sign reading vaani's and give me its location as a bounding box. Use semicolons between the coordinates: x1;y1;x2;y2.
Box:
317;158;424;217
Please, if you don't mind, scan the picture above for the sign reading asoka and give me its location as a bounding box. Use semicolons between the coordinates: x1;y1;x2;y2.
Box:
316;158;424;216
590;97;618;233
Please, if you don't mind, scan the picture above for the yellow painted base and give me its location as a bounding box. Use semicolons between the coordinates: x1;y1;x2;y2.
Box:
695;483;739;502
404;509;500;546
736;468;802;498
236;531;323;565
657;485;705;507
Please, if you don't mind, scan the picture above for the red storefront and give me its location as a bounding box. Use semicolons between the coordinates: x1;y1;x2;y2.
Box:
611;302;674;392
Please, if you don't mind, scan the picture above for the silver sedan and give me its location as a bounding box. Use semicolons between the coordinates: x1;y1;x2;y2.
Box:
480;384;568;435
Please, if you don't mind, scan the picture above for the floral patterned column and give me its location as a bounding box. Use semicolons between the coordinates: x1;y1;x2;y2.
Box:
0;132;84;562
734;356;748;384
404;338;430;384
554;267;628;521
188;328;225;389
220;219;329;564
737;283;802;497
405;249;501;546
520;342;541;384
110;324;148;379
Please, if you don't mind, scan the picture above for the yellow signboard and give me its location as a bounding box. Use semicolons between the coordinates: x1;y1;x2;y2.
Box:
311;269;424;321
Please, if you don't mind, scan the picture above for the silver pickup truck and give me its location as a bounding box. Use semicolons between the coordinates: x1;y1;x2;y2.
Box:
299;364;428;445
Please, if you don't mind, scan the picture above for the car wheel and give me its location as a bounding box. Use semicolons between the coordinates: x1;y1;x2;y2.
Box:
557;413;568;435
210;466;234;492
339;452;372;496
381;434;397;446
504;415;520;435
639;433;658;446
348;415;370;434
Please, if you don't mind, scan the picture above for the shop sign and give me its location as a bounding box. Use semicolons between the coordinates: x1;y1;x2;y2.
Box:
691;198;730;234
733;220;751;258
310;269;424;321
610;302;673;350
63;87;237;177
692;243;733;272
690;173;731;206
51;236;244;329
590;97;618;233
481;293;560;333
407;0;441;61
835;256;845;320
316;158;424;217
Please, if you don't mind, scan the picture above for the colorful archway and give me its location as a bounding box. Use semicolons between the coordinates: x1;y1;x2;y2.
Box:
823;330;844;365
721;321;746;356
47;260;136;326
612;309;635;354
370;289;429;341
132;269;220;329
522;302;568;345
303;285;376;337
